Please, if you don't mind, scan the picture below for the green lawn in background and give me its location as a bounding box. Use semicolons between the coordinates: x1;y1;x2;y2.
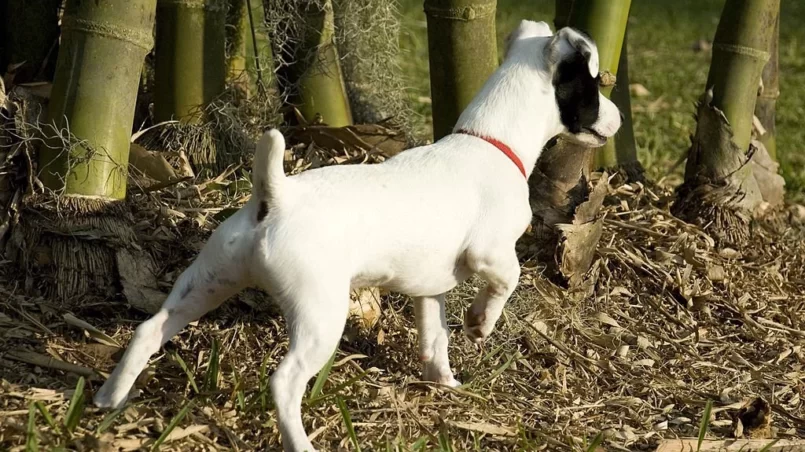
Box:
397;0;805;199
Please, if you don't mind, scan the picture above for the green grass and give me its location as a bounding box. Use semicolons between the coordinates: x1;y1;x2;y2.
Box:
398;0;805;198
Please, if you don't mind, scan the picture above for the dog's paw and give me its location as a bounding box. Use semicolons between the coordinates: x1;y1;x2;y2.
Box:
463;308;492;343
422;364;461;388
93;381;129;410
440;377;462;388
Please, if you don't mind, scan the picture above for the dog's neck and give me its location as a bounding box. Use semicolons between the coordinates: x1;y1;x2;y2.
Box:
453;47;559;179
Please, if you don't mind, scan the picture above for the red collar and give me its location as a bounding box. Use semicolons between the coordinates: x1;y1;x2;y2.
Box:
455;129;527;178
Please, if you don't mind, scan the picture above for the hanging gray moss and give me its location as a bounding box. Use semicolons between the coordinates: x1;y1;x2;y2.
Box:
332;0;413;133
264;0;417;143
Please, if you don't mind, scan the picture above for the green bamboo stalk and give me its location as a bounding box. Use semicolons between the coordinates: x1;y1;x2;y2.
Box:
754;12;779;161
227;0;248;87
566;0;631;100
706;0;779;154
154;0;227;124
674;0;781;243
292;0;353;127
553;0;572;29
424;0;498;141
228;0;275;98
40;0;157;200
561;0;633;171
3;0;61;82
597;28;642;178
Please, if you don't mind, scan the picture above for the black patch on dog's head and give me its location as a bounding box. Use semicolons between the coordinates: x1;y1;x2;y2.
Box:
552;51;600;134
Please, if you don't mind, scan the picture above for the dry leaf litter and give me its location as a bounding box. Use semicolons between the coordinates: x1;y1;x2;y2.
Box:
1;123;804;451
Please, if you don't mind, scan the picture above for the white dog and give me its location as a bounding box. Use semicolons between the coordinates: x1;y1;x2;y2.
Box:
94;21;621;451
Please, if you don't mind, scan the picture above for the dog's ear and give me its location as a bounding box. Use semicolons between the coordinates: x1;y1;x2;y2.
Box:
546;27;599;78
505;20;553;57
549;27;603;135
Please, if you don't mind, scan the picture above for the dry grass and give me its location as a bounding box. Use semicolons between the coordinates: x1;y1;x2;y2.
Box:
1;142;803;451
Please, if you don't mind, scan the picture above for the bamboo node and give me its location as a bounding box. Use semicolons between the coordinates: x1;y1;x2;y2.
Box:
61;17;154;51
423;2;496;21
599;71;617;88
713;43;770;62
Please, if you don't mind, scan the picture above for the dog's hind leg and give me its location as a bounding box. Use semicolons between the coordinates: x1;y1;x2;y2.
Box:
271;283;349;452
94;222;251;409
463;249;520;343
414;294;460;387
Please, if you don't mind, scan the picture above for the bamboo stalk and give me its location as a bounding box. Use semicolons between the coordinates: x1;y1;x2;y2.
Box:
598;28;642;179
706;0;778;154
291;0;352;127
228;0;275;98
424;0;498;141
566;0;631;100
754;12;779;161
674;0;781;244
564;0;632;171
40;0;157;200
154;0;228;123
227;0;248;89
553;0;572;29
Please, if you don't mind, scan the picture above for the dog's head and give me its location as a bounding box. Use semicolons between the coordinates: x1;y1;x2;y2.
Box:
506;21;622;147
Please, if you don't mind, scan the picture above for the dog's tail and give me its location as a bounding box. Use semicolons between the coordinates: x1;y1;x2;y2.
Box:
252;129;287;213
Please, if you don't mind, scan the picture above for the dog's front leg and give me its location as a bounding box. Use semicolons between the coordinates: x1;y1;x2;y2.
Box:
414;294;460;387
464;250;520;343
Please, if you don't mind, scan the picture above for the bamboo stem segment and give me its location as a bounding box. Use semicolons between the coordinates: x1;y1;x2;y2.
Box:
40;0;157;200
674;0;782;244
424;0;498;141
291;0;353;127
598;28;642;178
561;0;634;172
755;12;779;161
154;0;227;123
566;0;631;100
228;0;275;98
705;0;778;154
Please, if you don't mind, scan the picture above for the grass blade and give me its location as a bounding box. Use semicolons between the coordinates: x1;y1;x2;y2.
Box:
586;431;604;452
309;349;336;401
336;396;360;452
759;439;780;452
151;399;194;450
231;369;246;412
204;338;220;393
411;436;428;451
697;400;713;452
96;406;126;434
259;354;270;411
171;350;199;394
308;368;370;407
476;352;518;387
34;401;58;433
25;403;38;452
437;424;453;452
63;376;86;434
